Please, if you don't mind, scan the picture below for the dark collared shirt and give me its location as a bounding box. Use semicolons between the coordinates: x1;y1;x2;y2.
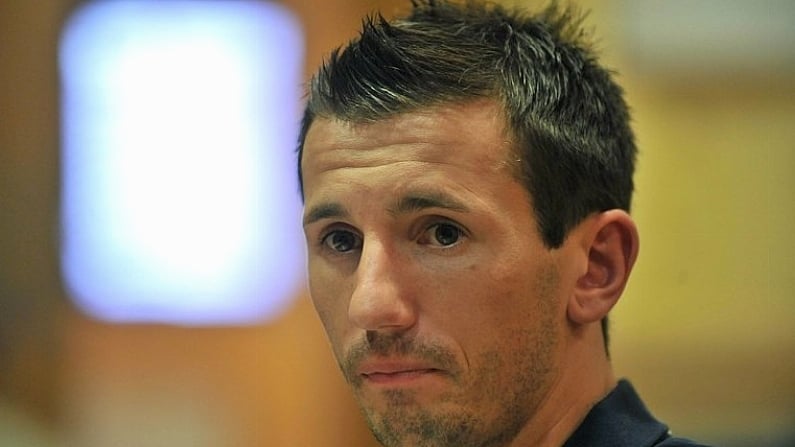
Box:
563;380;711;447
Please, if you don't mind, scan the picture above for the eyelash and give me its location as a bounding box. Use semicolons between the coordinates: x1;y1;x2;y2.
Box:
318;225;362;254
418;221;467;248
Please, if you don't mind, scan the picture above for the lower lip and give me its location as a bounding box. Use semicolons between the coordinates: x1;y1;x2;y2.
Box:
363;369;443;386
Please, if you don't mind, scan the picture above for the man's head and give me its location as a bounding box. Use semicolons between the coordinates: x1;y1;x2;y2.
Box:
298;0;636;248
298;1;639;446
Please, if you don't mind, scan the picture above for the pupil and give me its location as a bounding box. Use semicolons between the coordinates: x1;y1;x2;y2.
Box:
333;232;354;251
435;224;459;246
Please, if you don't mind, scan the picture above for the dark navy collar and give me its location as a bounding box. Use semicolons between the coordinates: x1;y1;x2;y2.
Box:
563;379;671;447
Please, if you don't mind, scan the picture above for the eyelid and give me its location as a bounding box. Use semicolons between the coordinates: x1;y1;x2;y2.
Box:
310;219;350;243
431;215;468;232
417;217;469;247
317;223;362;251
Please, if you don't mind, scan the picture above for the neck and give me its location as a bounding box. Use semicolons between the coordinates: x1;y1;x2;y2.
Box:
509;324;616;447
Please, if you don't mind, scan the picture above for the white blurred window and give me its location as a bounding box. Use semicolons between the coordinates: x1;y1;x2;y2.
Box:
59;1;305;325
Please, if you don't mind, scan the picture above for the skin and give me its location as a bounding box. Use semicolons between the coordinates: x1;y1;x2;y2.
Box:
301;99;639;447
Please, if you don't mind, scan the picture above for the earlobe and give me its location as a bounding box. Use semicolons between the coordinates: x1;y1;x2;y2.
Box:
568;210;639;325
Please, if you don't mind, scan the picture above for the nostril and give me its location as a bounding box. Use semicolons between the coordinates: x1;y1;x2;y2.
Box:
348;240;417;331
348;281;417;332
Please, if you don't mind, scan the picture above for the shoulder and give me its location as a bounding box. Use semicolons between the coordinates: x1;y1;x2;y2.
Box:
564;380;712;447
655;435;713;447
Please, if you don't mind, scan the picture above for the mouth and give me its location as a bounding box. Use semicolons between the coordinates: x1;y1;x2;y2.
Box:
357;361;447;387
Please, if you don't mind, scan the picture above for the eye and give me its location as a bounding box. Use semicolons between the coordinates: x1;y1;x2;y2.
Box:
322;230;361;253
422;222;464;247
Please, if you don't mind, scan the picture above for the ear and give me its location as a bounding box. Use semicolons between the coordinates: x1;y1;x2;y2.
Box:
568;210;640;325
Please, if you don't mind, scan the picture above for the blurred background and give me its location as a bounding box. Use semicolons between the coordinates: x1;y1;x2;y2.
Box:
0;0;792;445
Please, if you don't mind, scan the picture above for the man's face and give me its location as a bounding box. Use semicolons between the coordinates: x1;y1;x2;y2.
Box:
301;100;576;447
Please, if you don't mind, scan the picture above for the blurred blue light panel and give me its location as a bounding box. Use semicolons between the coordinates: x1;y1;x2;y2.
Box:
59;1;305;325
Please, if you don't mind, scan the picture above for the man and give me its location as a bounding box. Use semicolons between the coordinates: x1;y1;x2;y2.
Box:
297;1;708;446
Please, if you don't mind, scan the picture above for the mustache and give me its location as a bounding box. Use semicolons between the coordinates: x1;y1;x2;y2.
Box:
342;331;459;385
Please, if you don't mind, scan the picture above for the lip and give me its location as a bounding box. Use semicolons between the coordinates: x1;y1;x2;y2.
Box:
357;359;447;386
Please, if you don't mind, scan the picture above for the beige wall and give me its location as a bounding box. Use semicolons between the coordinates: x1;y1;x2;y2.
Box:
614;76;795;440
588;1;795;442
0;0;791;445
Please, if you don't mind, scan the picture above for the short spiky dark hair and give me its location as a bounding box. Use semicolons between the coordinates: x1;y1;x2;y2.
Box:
297;0;637;349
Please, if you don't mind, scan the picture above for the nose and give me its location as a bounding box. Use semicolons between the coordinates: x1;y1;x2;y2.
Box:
348;238;417;333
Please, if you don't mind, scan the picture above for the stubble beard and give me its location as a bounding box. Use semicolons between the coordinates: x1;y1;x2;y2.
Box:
356;341;556;447
335;264;561;447
342;273;559;446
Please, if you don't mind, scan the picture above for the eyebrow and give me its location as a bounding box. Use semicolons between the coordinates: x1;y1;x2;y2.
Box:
303;202;348;227
302;191;470;227
389;192;470;215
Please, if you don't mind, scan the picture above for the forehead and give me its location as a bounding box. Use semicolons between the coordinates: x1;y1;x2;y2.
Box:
301;100;516;187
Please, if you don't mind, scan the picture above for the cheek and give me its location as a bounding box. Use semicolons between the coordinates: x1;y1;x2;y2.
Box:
451;259;563;346
308;260;360;358
309;295;350;367
307;264;350;343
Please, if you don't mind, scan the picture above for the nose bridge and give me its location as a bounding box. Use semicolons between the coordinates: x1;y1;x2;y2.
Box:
348;235;416;332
